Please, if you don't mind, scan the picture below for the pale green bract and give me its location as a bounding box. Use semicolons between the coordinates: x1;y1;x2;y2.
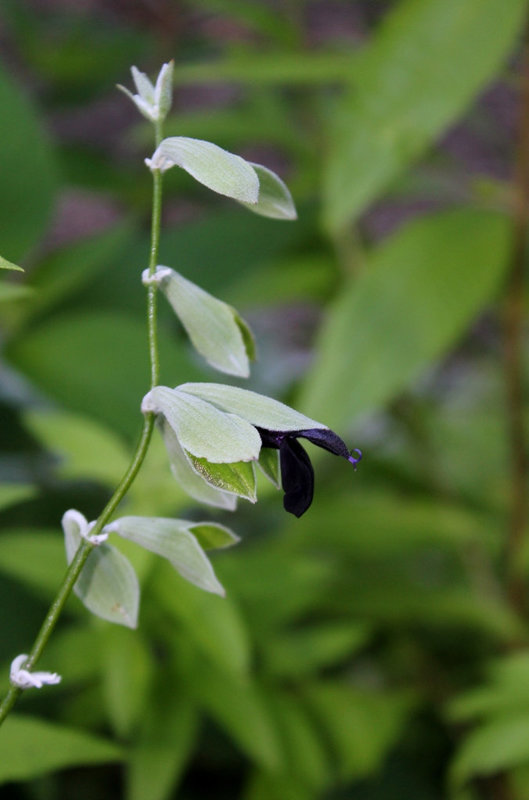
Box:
156;417;238;510
178;382;328;431
241;163;297;220
143;386;262;463
0;255;23;271
147;137;259;203
147;138;297;220
151;266;255;377
105;516;232;596
117;62;173;123
62;510;139;629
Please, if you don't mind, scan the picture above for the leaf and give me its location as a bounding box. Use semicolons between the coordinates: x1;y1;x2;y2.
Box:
24;409;130;487
144;385;262;463
0;282;32;304
0;484;35;511
126;691;198;800
179;382;326;431
100;627;153;738
151;137;259;203
64;511;140;628
187;521;240;550
154;266;253;377
0;531;64;598
323;0;527;230
0;255;23;271
0;714;123;783
108;515;226;596
155;565;250;676
7;310;204;439
450;715;529;786
156;417;237;510
0;62;57;260
186;653;283;771
302;682;414;781
186;454;257;503
240;163;297;220
302;210;510;427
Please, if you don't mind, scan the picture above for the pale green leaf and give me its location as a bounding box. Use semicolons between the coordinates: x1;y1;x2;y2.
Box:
179;382;326;431
108;515;226;595
144;385;261;463
152;137;259;203
324;0;527;230
187;521;240;550
64;511;139;628
0;254;23;271
187;453;257;503
156;417;237;510
240;163;297;220
302;210;510;427
0;715;123;782
154;266;253;377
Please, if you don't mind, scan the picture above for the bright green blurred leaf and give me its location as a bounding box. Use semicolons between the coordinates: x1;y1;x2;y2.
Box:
0;61;57;260
0;531;64;598
108;515;226;596
302;210;510;427
450;714;529;786
155;564;250;676
323;0;527;230
0;714;123;783
100;627;153;738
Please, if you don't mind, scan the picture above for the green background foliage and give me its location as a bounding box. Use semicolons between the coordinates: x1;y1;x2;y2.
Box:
0;1;528;798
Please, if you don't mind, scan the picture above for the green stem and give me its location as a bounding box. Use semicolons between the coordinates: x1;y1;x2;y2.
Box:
0;122;166;728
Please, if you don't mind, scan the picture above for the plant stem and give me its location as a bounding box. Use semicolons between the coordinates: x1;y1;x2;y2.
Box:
0;123;165;728
505;32;529;615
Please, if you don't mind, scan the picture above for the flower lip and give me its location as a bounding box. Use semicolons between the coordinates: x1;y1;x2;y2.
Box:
256;426;362;517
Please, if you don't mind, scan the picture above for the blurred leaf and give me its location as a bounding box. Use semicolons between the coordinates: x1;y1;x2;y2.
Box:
302;683;414;781
0;484;35;510
7;310;203;439
450;714;529;786
245;771;316;800
20;223;133;326
0;282;33;304
0;60;57;260
0;714;123;782
127;691;198;800
154;564;250;675
173;51;358;85
448;652;529;722
24;409;130;487
0;531;64;598
302;210;510;427
262;621;371;679
323;0;527;230
43;625;103;685
109;515;226;596
100;627;153;738
264;689;330;790
187;653;283;771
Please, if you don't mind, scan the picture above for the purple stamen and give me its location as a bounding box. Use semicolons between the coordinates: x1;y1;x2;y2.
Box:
348;448;363;470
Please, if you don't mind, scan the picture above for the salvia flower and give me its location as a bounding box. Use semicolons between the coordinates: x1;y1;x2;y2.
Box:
257;427;362;517
142;383;361;517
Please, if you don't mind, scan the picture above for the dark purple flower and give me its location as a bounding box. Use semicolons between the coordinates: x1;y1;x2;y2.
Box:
257;427;362;518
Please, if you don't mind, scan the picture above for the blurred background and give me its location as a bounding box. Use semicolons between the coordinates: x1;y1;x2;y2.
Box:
0;1;528;798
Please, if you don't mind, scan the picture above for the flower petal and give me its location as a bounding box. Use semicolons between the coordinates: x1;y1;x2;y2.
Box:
279;439;314;518
297;428;352;459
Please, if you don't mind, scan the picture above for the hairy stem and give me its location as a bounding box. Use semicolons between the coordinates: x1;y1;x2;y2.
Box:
0;124;165;727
